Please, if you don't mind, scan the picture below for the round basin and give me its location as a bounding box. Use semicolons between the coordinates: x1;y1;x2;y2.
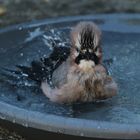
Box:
0;14;140;139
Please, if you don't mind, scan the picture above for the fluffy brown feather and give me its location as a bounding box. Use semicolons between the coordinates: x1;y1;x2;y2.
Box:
41;22;117;104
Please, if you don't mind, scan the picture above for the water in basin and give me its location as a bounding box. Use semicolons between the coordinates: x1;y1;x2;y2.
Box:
0;25;140;124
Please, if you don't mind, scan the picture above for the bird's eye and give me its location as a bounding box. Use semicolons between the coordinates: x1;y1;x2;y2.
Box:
94;47;98;52
76;48;79;52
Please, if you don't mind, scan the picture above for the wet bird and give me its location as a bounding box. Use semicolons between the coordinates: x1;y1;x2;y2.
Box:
41;22;117;103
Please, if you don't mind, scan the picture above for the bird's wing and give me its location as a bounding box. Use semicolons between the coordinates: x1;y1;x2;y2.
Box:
16;47;70;84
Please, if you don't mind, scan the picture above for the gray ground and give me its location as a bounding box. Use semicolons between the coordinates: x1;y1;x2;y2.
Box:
0;0;140;28
0;0;140;139
0;127;25;140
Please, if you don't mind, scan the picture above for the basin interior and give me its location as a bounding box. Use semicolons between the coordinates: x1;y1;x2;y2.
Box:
0;18;140;125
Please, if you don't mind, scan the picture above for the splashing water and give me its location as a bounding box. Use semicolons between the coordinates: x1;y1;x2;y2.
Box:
0;26;140;124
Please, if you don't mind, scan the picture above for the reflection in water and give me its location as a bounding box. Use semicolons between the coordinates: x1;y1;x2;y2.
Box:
0;27;140;124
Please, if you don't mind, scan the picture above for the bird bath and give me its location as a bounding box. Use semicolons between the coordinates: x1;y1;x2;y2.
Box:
0;14;140;139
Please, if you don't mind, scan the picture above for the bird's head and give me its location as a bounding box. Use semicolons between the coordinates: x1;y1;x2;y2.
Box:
70;22;102;71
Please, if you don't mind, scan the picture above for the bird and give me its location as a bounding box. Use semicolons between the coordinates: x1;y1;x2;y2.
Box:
41;21;118;104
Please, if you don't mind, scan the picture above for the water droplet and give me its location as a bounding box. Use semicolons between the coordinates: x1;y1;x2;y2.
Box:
40;103;45;107
43;54;47;57
0;115;6;120
18;26;23;30
49;81;53;85
113;56;117;61
20;53;24;56
80;132;84;136
22;73;28;77
22;123;28;127
26;58;30;62
12;119;16;123
51;29;54;34
25;123;28;127
1;94;5;97
58;129;63;133
24;82;28;86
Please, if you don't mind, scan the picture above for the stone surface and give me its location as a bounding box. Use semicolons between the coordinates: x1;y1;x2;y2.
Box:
0;0;140;28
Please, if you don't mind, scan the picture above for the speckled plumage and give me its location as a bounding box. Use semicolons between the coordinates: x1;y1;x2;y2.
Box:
41;22;117;103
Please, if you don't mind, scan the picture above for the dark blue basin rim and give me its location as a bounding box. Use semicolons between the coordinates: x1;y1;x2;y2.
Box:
0;14;140;139
1;101;140;139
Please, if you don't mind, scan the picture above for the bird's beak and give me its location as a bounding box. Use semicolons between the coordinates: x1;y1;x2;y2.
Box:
74;50;99;67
